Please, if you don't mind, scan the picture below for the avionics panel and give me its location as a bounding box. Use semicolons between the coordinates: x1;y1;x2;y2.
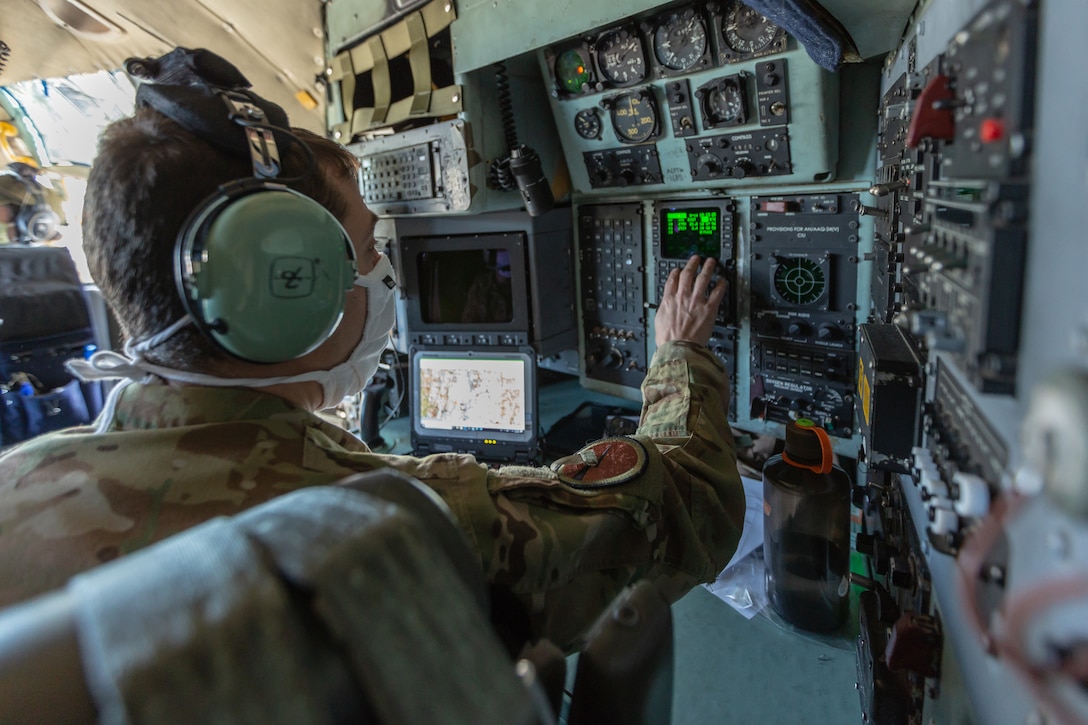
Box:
577;203;648;392
849;0;1083;722
875;0;1036;394
651;199;739;416
651;199;736;327
749;194;862;438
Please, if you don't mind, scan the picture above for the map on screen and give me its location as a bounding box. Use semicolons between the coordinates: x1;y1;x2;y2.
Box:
417;355;527;433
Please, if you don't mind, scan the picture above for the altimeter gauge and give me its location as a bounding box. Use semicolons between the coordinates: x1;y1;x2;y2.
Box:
653;10;708;71
596;28;647;87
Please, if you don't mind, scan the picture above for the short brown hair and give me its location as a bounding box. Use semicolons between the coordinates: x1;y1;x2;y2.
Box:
83;108;359;369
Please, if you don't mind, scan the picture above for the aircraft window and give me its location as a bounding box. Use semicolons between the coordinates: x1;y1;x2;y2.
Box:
1;70;134;280
2;70;133;166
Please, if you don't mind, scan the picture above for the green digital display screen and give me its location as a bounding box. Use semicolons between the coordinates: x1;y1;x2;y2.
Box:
660;208;720;259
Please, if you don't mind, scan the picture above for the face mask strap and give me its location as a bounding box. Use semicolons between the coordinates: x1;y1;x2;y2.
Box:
126;316;196;357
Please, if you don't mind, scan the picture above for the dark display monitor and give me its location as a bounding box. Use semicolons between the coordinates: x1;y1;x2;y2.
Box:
393;209;577;356
399;232;534;348
410;347;539;462
418;247;517;324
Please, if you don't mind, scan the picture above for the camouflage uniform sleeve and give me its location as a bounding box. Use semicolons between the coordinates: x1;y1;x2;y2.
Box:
411;340;744;650
634;340;743;599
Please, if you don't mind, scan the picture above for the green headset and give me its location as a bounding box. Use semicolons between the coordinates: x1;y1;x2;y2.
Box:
127;48;358;364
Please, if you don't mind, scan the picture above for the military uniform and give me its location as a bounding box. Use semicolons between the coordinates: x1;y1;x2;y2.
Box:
0;340;743;648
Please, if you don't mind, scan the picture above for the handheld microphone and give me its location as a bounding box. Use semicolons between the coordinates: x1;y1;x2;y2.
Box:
509;144;554;217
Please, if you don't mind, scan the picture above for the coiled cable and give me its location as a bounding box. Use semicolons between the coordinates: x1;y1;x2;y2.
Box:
488;62;519;192
486;62;554;214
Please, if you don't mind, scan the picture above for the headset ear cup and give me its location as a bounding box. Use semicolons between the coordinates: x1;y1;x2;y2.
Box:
5;167;58;243
17;205;58;243
176;184;358;363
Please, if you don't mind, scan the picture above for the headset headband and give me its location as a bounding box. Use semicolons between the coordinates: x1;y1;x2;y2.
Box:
126;48;293;163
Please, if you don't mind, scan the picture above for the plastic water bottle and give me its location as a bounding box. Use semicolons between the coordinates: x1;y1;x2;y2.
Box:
762;418;851;632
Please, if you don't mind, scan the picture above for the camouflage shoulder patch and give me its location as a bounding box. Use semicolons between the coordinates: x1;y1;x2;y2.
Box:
550;437;648;489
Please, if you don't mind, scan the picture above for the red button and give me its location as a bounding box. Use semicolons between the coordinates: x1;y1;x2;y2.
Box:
980;118;1005;143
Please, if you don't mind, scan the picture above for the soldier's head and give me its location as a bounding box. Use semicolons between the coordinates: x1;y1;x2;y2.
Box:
82;47;397;414
84;105;360;372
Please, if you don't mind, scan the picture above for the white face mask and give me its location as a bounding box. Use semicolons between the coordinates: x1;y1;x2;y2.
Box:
71;253;399;412
317;252;398;408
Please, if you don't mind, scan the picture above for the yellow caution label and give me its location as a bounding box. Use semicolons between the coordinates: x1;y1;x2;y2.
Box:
858;357;872;427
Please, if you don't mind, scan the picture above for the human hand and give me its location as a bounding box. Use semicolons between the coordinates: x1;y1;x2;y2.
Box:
654;255;728;347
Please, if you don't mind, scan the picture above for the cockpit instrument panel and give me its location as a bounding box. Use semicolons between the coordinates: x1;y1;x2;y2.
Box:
541;0;837;194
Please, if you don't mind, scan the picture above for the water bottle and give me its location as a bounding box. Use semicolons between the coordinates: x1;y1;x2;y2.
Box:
763;418;851;632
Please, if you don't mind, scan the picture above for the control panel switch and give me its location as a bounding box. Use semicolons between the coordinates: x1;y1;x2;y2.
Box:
951;471;991;518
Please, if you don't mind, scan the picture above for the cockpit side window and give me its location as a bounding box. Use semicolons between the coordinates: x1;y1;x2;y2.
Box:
0;70;134;281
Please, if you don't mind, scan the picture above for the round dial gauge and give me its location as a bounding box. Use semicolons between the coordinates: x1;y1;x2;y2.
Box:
723;3;780;54
574;108;602;139
555;48;593;95
596;29;647;86
773;258;827;305
709;82;744;123
610;91;658;144
653;11;708;71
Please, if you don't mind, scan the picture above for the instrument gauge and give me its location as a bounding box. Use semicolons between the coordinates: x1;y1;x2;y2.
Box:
653;10;708;71
709;83;745;124
723;2;781;55
697;75;749;128
574;108;602;139
773;257;827;306
596;29;647;87
610;91;659;144
555;47;594;95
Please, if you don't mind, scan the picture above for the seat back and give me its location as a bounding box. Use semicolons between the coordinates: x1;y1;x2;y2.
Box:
0;469;676;724
0;245;103;447
0;470;534;724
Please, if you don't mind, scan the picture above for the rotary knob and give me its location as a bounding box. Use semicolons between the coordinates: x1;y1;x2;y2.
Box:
697;154;723;177
730;159;754;178
787;321;812;338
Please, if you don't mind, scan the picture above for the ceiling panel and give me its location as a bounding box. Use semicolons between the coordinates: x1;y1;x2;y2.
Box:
0;0;327;131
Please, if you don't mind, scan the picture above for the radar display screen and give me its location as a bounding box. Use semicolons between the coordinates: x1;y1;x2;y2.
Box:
660;207;720;258
773;257;827;305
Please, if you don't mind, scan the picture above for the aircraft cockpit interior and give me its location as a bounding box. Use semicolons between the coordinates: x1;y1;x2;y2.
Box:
1;0;1087;721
